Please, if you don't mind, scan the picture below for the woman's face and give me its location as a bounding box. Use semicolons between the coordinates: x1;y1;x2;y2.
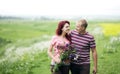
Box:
62;23;70;33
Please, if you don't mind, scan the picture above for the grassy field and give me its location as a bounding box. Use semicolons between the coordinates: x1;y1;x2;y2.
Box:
0;19;120;74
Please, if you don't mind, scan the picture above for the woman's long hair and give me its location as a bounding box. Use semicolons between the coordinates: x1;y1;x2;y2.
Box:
56;20;71;41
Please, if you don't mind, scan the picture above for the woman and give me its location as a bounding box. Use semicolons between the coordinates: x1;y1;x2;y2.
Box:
48;20;70;74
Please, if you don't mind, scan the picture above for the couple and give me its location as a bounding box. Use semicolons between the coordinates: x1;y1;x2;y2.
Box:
47;19;97;74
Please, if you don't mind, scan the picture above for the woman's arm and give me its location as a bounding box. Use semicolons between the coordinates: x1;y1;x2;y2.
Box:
47;44;61;63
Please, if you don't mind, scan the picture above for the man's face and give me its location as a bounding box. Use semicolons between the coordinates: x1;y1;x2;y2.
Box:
75;22;84;32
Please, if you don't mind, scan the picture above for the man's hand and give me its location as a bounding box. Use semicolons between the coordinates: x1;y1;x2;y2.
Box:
93;66;97;74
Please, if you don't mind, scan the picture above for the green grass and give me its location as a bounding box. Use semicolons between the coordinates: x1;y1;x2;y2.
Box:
0;20;57;40
0;19;120;74
90;35;120;74
0;50;51;74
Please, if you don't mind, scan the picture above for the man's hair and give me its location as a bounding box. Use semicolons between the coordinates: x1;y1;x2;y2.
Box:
78;19;88;29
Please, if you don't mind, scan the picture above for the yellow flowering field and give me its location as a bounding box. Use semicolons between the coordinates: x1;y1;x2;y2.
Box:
100;23;120;36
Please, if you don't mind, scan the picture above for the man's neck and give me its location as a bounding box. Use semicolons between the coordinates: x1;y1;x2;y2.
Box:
75;29;86;35
80;31;86;35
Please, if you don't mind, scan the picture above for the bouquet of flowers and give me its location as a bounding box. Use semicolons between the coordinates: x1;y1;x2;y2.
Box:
54;44;76;72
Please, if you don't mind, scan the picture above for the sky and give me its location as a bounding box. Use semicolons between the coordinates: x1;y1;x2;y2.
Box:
0;0;120;18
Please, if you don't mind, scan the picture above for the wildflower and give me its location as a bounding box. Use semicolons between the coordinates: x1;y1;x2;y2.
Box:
54;44;76;72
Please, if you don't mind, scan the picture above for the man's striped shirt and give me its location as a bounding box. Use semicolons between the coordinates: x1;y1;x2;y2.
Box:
70;30;96;65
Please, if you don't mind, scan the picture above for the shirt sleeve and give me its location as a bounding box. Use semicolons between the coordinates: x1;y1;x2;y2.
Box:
90;36;96;49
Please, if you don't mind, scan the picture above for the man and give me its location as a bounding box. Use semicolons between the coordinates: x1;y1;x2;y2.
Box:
70;19;97;74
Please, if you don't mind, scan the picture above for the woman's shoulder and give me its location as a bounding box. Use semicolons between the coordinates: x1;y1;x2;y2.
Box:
50;35;59;45
51;35;59;40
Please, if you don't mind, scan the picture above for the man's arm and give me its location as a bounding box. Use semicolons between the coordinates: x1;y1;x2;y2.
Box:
91;48;97;74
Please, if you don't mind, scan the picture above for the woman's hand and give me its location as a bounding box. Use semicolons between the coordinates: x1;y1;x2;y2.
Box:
53;55;61;64
54;57;61;64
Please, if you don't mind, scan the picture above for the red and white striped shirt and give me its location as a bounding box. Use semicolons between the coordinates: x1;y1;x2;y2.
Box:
70;30;96;65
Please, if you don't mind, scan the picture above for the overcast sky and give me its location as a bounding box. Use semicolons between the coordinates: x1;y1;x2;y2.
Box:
0;0;120;17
